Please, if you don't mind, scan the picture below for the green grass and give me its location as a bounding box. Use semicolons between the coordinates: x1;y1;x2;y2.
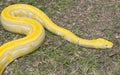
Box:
0;0;120;75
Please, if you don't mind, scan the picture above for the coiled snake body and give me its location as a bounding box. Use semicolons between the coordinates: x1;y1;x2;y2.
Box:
0;4;113;74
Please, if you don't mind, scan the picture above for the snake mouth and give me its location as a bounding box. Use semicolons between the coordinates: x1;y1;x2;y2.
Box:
107;44;113;48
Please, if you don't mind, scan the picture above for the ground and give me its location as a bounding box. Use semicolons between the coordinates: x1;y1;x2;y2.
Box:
0;0;120;75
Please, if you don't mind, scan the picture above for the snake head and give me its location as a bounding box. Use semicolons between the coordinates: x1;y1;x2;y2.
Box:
91;38;113;49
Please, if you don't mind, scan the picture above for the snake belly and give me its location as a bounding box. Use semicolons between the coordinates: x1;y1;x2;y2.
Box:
0;4;113;74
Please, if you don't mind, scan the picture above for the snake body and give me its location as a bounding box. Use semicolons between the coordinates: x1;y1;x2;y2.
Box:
0;4;113;74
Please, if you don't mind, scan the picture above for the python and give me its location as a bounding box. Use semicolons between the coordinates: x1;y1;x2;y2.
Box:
0;4;113;74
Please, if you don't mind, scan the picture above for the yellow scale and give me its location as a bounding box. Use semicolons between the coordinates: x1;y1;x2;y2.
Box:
0;4;113;74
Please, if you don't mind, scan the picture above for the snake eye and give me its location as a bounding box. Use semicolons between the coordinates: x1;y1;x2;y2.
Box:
105;45;108;46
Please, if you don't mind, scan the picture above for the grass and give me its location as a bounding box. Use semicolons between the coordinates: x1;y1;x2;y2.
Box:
0;0;120;75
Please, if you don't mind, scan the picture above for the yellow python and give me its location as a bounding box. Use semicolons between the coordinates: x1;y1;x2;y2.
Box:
0;4;113;74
